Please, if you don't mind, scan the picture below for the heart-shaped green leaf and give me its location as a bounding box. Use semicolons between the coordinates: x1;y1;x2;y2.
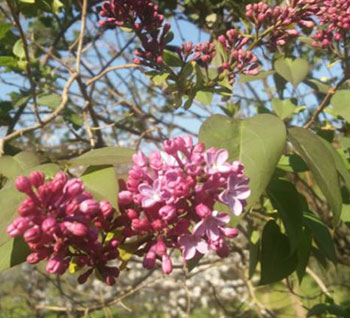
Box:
199;114;287;210
271;98;297;120
274;58;309;88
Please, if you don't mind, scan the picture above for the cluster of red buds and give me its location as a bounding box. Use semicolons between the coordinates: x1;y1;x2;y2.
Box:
98;0;170;65
117;135;250;274
245;3;300;47
313;0;350;48
218;29;259;84
7;172;121;285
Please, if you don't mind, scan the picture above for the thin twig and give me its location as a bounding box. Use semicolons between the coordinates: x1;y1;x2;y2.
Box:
86;64;139;86
75;0;88;73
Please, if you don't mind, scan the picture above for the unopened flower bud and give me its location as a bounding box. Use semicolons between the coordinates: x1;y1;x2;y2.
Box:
118;191;133;206
29;171;45;188
7;217;29;237
80;199;100;214
162;255;172;274
15;176;32;194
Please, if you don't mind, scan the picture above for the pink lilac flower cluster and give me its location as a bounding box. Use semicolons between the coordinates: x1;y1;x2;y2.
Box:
98;0;170;65
218;29;259;84
313;0;350;48
116;135;250;274
245;3;300;47
7;171;120;285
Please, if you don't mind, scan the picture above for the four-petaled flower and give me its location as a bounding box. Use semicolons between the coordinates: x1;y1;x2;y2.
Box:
219;175;251;216
138;179;164;208
193;211;230;241
178;234;209;260
204;149;231;174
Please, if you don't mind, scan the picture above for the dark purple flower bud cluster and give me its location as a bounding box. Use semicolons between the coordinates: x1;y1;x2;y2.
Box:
116;135;250;274
217;29;259;84
7;171;120;285
192;41;217;67
98;0;170;65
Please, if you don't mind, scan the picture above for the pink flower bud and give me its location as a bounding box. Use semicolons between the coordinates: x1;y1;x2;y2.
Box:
29;171;45;188
126;208;138;220
151;219;163;231
7;217;29;237
221;227;238;238
26;248;50;264
155;238;167;256
41;217;58;235
15;176;32;194
118;191;133;206
159;205;176;221
23;226;42;243
143;249;156;269
195;203;211;218
64;221;88;236
63;179;84;197
46;256;68;275
162;255;172;274
163;139;177;155
100;200;114;217
80;199;100;214
18;197;36;216
131;218;150;232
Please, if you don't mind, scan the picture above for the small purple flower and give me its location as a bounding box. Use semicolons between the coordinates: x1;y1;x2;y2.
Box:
204;149;231;174
193;211;230;241
219;175;251;216
138;179;164;208
178;234;209;260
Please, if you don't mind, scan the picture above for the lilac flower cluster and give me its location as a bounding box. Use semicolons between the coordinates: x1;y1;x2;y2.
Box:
218;29;259;84
117;135;250;274
313;0;350;48
98;0;170;65
7;172;120;285
245;3;300;47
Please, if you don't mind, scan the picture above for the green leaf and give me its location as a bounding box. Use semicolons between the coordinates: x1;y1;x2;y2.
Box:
331;90;350;122
0;24;11;40
163;50;183;67
0;152;43;179
52;0;63;13
288;127;342;225
249;230;260;279
195;90;213;105
19;0;35;3
271;98;296;120
274;58;309;88
0;56;17;67
13;39;26;59
305;79;331;94
277;154;308;173
260;220;297;285
318;137;350;190
0;237;31;272
199;114;287;210
69;147;134;167
267;179;303;253
238;70;274;84
80;166;119;209
303;212;337;263
37;94;61;109
296;227;312;284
